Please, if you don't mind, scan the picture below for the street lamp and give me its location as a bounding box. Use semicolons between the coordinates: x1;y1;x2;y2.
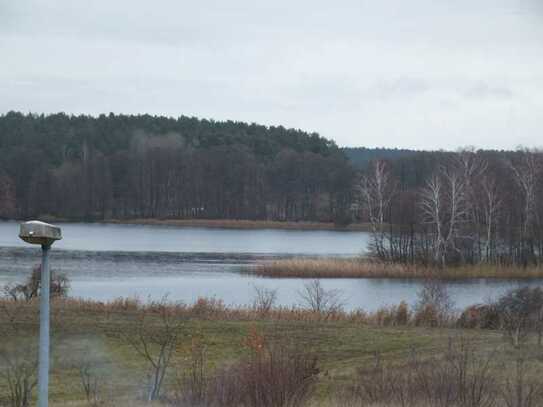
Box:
19;220;62;407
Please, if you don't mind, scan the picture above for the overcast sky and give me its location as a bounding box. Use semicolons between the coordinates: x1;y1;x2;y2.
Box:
1;1;542;149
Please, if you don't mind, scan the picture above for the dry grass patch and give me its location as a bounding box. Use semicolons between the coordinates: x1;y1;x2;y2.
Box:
248;258;543;279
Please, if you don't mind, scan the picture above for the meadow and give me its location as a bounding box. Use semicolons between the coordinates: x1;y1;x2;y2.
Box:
1;294;543;407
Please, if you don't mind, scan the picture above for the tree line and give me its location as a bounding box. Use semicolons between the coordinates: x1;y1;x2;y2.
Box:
0;112;354;223
358;149;543;267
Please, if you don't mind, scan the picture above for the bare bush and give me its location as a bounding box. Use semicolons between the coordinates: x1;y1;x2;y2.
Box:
0;299;38;407
372;301;411;327
252;285;278;316
346;339;496;407
3;264;69;301
298;279;345;316
118;300;185;401
172;333;209;407
496;286;543;348
78;358;104;407
415;279;454;326
457;303;500;329
223;337;318;407
0;342;37;407
191;297;226;319
500;358;543;407
170;328;319;407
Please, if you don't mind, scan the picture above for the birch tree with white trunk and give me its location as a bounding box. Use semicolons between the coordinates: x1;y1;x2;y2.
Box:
359;160;397;259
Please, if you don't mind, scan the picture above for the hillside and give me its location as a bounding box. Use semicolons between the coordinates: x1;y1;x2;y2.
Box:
0;112;354;222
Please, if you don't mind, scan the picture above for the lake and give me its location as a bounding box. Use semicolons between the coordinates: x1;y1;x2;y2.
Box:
0;221;539;311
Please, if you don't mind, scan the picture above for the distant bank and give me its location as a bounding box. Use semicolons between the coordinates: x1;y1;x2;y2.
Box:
103;218;371;231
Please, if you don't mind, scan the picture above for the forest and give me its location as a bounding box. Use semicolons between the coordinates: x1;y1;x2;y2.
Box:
1;112;542;267
0;112;354;223
358;149;543;267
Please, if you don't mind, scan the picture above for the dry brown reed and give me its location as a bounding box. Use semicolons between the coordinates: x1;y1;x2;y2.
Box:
0;297;420;327
248;258;543;279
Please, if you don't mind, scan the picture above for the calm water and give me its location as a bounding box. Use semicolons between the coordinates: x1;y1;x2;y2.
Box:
0;221;539;311
0;222;368;254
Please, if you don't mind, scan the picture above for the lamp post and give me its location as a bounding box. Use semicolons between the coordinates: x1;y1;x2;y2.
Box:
19;221;62;407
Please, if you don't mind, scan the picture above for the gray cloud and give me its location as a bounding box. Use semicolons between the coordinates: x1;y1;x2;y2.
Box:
464;83;514;100
0;0;542;150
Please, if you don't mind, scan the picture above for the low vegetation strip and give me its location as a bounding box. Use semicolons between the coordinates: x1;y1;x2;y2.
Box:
248;258;543;279
106;218;371;231
3;290;543;406
4;283;543;406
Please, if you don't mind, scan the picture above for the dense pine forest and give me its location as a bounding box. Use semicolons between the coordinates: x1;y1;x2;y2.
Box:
0;112;354;222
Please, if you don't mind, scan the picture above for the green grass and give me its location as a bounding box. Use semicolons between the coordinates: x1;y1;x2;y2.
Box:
0;299;534;406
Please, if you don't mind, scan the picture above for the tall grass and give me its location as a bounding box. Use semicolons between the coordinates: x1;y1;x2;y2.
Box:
248;258;543;279
0;297;444;328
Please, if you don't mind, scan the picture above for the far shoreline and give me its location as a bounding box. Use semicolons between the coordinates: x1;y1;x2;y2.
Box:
48;218;371;231
2;218;372;231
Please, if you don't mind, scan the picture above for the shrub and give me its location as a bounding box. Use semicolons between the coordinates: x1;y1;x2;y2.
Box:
297;279;345;316
3;265;69;301
252;285;278;316
395;301;410;326
172;333;209;407
414;304;440;327
500;358;543;407
496;286;543;347
457;304;500;329
347;339;497;407
171;328;319;407
190;297;226;319
415;279;454;326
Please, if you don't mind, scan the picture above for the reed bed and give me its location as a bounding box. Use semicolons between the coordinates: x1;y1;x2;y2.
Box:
248;258;543;279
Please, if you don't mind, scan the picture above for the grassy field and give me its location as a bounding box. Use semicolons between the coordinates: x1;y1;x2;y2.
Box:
248;258;543;279
1;298;540;406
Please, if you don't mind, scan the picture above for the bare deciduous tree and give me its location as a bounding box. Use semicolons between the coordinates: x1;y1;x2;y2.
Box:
419;174;446;266
78;357;104;407
419;163;469;267
508;151;542;265
298;279;345;315
252;285;278;316
359;160;397;259
3;265;69;302
496;286;543;348
480;174;501;263
119;301;184;401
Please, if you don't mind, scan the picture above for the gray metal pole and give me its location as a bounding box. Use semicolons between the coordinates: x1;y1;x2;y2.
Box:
38;244;51;407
